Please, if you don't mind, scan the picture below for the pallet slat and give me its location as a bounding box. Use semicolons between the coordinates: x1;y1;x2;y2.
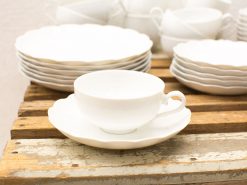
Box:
1;133;247;185
151;59;171;68
149;68;176;82
24;82;198;101
18;94;247;117
11;111;247;139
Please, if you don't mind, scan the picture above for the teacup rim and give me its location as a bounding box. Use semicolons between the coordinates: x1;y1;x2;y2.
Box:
168;7;223;24
74;70;165;101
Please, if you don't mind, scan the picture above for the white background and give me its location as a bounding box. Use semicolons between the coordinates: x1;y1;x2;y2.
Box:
0;0;246;157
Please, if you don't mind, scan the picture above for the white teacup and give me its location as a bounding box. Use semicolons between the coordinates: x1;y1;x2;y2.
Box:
116;0;186;14
56;6;105;25
56;0;112;25
185;0;232;13
151;7;232;39
74;70;186;134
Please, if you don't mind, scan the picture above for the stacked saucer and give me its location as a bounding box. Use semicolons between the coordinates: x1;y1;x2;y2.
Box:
15;24;153;92
237;8;247;41
170;40;247;95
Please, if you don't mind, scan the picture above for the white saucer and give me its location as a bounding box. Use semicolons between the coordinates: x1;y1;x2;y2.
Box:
48;94;191;149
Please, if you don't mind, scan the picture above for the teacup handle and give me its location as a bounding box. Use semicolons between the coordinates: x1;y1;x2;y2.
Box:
217;13;236;38
157;91;186;118
118;0;128;13
222;13;235;25
150;7;163;35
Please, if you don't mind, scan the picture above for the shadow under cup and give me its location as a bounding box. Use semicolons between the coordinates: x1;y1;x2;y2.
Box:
74;70;167;134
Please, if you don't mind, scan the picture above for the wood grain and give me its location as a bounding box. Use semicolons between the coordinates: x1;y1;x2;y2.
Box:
18;94;247;117
151;59;171;68
2;58;247;185
11;110;247;139
149;68;176;82
1;133;247;185
24;84;70;101
24;82;198;101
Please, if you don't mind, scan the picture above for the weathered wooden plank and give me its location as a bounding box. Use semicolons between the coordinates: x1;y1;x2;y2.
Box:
1;133;247;185
24;84;70;101
151;59;171;68
11;110;247;139
18;94;247;117
24;82;198;101
149;68;176;82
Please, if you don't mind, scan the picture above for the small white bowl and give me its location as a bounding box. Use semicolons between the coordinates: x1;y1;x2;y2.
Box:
122;0;186;14
185;0;232;13
56;0;112;25
56;6;105;25
151;8;224;39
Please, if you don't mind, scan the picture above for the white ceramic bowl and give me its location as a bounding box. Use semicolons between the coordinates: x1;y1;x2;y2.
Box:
56;6;105;25
163;8;223;39
56;0;112;24
151;8;224;39
185;0;231;13
122;0;186;14
160;35;192;58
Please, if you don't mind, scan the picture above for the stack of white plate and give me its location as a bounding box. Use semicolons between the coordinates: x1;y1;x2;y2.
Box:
15;24;153;92
170;40;247;95
237;8;247;41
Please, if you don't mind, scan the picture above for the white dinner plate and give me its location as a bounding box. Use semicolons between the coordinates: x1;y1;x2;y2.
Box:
174;55;247;77
174;40;247;70
20;59;151;85
15;24;153;63
19;68;74;92
170;65;247;95
19;54;151;76
19;63;151;92
173;59;247;81
172;61;247;87
20;63;77;80
48;94;191;149
17;51;151;69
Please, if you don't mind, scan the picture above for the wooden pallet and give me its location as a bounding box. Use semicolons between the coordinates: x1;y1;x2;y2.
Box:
0;59;247;185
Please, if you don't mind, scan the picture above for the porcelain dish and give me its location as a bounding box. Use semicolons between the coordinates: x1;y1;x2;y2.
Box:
19;62;151;92
170;66;247;95
170;55;247;95
16;24;153;91
48;94;191;149
174;40;247;70
15;24;152;63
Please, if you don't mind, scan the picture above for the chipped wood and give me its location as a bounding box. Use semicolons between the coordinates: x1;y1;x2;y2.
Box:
1;133;247;184
1;58;247;184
